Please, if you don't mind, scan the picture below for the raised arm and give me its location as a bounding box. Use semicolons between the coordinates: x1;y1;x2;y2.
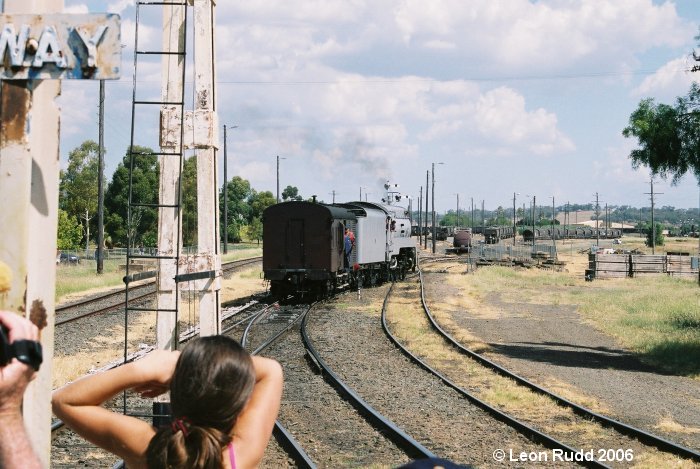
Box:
51;350;179;466
233;356;283;469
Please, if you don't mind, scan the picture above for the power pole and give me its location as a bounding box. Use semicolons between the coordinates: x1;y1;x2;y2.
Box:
645;180;663;255
456;193;460;228
97;80;105;274
223;124;228;254
431;163;436;254
471;197;474;230
276;155;280;203
531;196;536;249
594;192;600;246
481;200;485;233
512;192;517;246
424;170;429;250
331;190;336;203
418;186;422;243
551;196;556;252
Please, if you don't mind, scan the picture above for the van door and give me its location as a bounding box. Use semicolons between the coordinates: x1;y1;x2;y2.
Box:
286;219;304;266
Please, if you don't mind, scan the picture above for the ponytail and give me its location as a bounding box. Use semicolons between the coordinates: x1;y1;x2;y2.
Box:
146;422;231;469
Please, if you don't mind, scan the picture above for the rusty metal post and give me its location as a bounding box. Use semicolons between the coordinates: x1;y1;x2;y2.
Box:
0;0;63;464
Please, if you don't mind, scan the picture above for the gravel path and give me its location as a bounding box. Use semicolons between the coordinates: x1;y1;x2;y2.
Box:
261;313;410;468
307;285;569;467
421;265;700;452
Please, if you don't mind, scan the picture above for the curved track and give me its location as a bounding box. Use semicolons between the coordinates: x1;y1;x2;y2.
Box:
381;281;602;468
415;268;700;463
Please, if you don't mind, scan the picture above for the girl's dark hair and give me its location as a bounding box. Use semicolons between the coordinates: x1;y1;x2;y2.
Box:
146;336;255;469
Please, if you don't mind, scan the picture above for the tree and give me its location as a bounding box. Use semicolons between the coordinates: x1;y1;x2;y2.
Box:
56;209;83;250
249;190;275;222
219;176;254;243
104;146;159;247
60;140;102;256
281;185;302;201
244;217;263;244
181;156;198;246
646;223;665;247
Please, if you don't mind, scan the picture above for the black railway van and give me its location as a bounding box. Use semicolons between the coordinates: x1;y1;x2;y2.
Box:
263;201;356;289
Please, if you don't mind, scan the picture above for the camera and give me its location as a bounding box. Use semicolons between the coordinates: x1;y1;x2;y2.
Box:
0;324;43;371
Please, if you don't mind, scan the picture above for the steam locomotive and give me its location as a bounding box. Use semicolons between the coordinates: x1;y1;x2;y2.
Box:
262;186;416;297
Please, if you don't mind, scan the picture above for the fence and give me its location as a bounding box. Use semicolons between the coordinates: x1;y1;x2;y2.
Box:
58;243;258;261
472;243;557;262
588;253;699;280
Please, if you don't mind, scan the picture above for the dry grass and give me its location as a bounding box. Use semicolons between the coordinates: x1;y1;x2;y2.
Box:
386;280;695;468
220;266;267;303
389;285;597;439
53;311;156;389
655;416;700;435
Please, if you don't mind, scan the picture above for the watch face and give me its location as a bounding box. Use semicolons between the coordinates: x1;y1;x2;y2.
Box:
0;325;10;367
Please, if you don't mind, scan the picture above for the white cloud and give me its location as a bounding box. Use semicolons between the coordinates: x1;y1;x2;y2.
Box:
633;56;698;98
64;4;89;13
393;0;692;72
107;0;133;15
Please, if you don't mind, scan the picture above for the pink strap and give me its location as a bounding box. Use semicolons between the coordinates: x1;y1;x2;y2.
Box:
228;442;236;469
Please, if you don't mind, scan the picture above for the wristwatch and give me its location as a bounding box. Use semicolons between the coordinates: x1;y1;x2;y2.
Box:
11;340;43;371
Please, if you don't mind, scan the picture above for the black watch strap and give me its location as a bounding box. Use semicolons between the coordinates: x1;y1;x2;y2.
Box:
11;340;43;371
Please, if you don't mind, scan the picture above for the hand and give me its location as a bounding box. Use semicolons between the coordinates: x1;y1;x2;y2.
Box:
0;311;39;414
131;349;180;397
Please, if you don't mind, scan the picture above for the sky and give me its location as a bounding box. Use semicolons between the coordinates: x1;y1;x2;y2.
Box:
59;0;700;213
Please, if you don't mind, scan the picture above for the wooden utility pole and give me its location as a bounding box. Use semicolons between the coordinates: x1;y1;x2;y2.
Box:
418;186;422;243
157;1;186;351
192;0;221;336
424;170;429;250
645;180;663;255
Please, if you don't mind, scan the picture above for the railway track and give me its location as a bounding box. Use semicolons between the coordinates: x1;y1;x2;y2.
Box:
55;256;262;326
382;268;700;466
305;285;564;466
242;297;436;467
382;280;603;468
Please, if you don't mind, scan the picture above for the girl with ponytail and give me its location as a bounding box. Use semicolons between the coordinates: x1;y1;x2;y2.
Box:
52;336;283;468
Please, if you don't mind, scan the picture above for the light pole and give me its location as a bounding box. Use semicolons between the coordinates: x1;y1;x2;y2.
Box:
222;124;238;254
431;162;444;254
276;155;286;203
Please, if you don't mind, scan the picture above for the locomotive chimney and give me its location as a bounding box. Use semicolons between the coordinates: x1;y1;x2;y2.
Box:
312;195;317;203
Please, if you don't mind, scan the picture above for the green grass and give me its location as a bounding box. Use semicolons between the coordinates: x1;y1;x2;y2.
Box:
467;266;700;378
55;258;125;302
